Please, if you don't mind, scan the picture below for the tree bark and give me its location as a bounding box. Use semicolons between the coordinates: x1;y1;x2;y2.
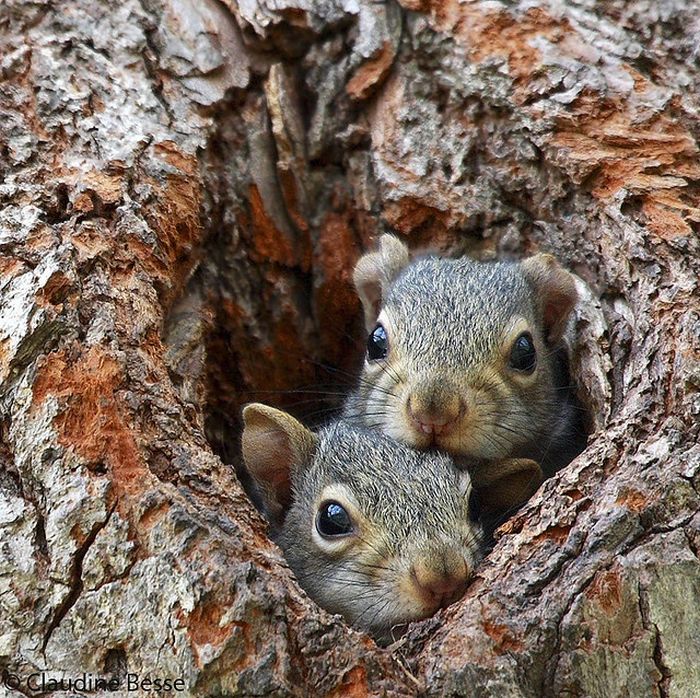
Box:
1;0;699;696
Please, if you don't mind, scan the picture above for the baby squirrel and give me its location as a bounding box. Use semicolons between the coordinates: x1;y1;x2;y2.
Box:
345;235;586;477
241;403;540;640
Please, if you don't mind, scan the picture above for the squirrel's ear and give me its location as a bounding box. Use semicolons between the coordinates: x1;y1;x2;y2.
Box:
241;403;317;528
521;254;578;344
353;234;410;330
473;458;543;515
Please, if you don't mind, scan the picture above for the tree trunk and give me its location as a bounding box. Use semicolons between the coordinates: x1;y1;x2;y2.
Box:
1;0;699;695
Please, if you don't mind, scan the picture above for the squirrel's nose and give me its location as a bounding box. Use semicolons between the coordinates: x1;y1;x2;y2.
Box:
407;385;464;435
411;548;469;607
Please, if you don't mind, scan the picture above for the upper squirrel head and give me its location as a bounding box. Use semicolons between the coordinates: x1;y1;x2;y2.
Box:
241;403;540;640
351;234;579;461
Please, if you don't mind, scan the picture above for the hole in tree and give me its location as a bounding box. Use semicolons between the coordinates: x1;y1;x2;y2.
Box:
162;70;599;501
160;90;598;642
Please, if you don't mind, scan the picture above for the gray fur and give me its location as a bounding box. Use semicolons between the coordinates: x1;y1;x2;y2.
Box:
346;239;586;476
274;421;482;640
386;257;534;371
242;404;542;640
285;421;475;544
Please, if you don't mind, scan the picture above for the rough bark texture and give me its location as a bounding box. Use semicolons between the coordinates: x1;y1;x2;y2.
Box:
1;0;699;696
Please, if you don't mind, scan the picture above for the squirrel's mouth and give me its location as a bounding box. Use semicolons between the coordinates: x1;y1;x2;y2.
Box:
407;415;459;440
404;393;466;447
403;424;449;450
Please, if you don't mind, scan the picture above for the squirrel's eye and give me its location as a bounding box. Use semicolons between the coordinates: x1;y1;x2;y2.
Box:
367;324;389;361
509;332;537;373
316;501;353;537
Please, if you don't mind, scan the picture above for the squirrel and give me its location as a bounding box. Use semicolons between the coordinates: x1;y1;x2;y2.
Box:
344;234;587;478
241;403;541;640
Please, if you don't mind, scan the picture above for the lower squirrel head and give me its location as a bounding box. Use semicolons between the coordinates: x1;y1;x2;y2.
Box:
347;234;580;471
241;403;541;640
